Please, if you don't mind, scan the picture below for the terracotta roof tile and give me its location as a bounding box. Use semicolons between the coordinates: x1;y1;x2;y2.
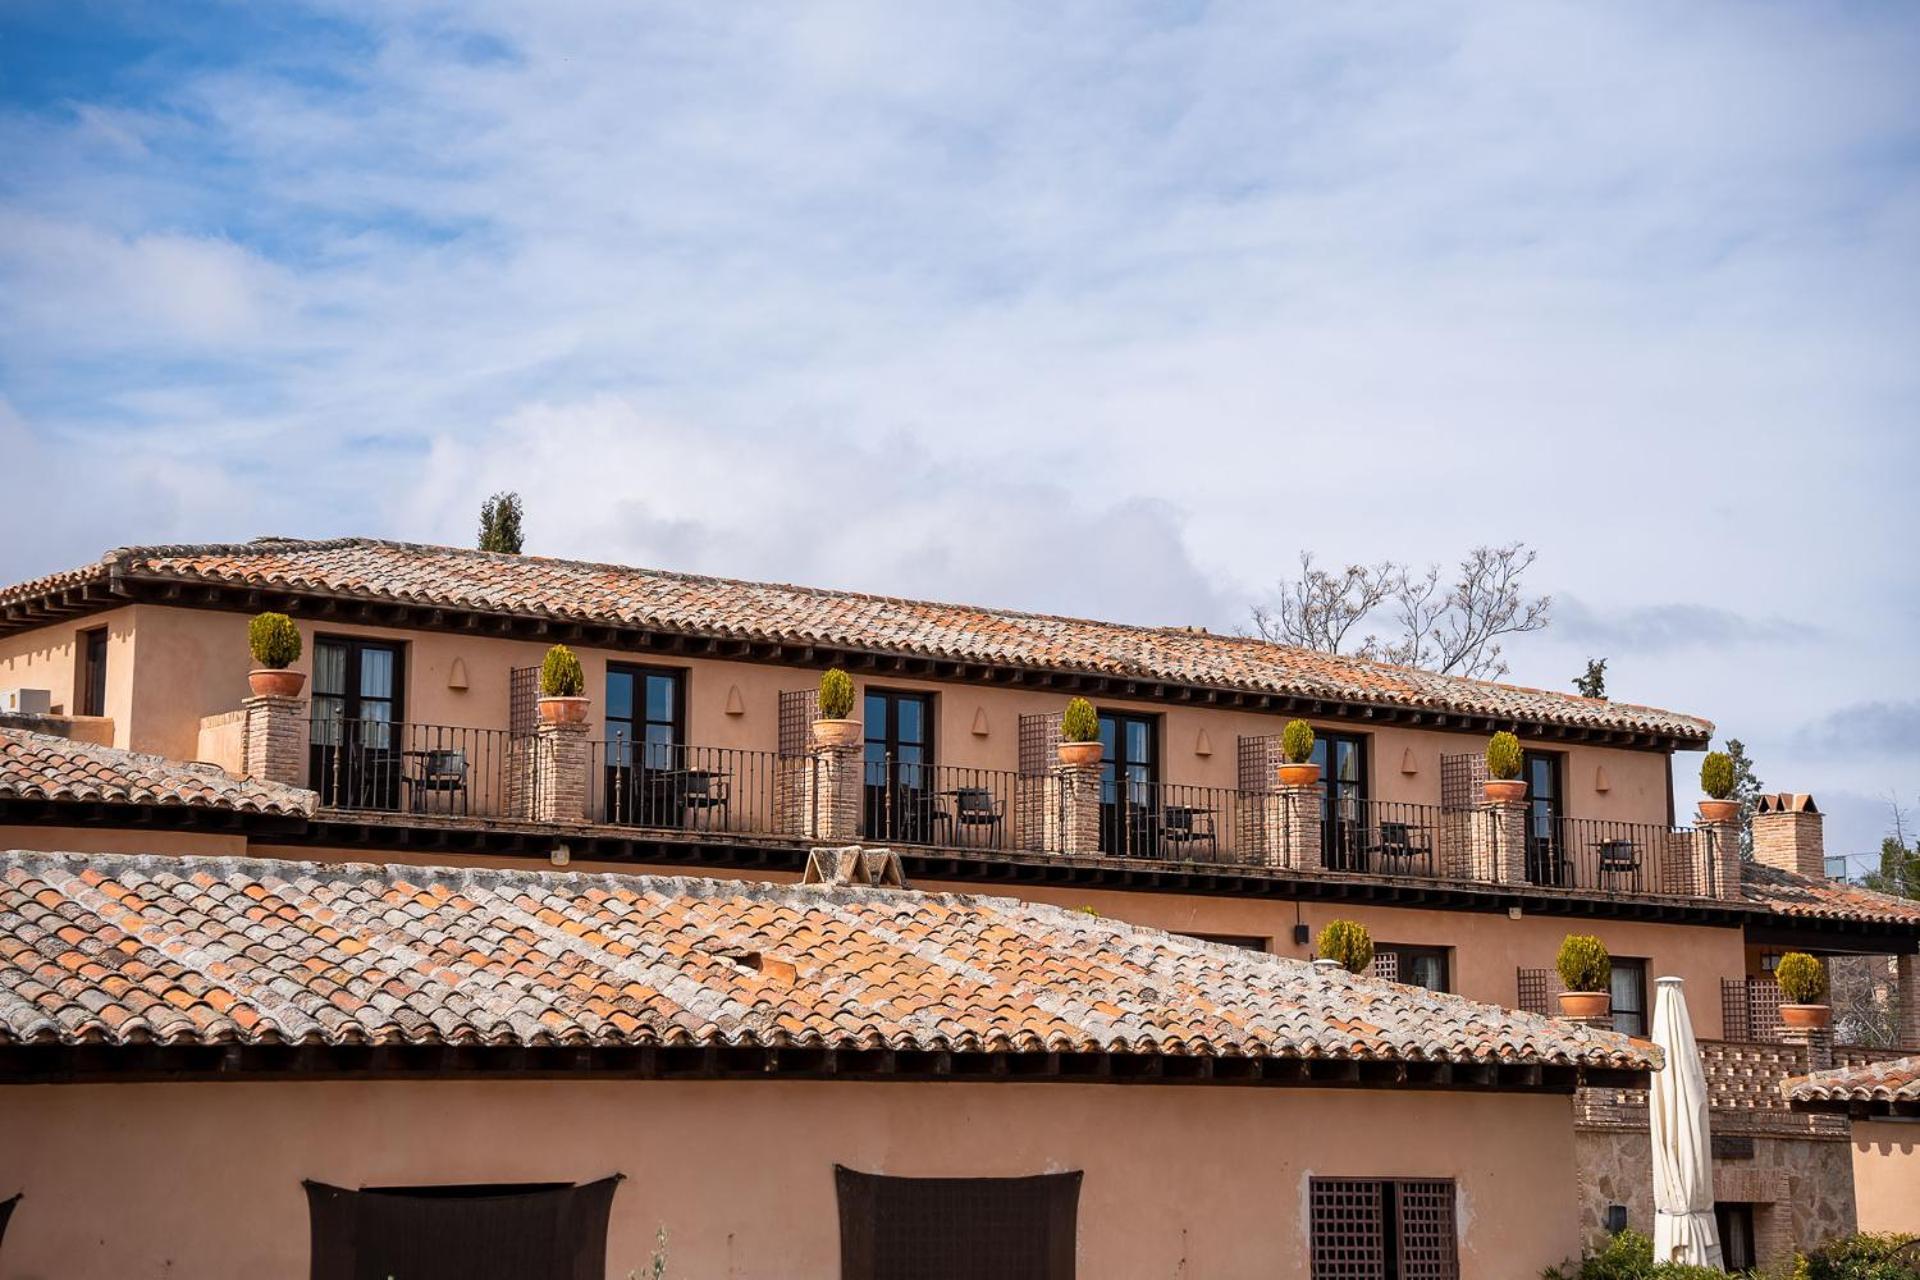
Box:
1;538;1710;741
1785;1055;1920;1105
1741;861;1920;927
0;727;314;817
0;850;1654;1071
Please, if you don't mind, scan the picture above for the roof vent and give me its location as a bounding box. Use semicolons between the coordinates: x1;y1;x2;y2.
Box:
803;845;907;889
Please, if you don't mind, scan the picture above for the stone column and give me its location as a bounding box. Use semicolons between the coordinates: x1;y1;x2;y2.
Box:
1753;795;1824;879
1897;953;1920;1051
531;719;589;824
1694;818;1743;900
1259;786;1322;870
1042;762;1102;857
242;695;308;788
800;741;864;843
1470;802;1530;885
1778;1022;1834;1073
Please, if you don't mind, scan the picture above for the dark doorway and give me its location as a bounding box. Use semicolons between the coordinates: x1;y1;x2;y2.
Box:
79;627;108;718
1523;750;1567;887
1714;1202;1756;1271
835;1166;1080;1280
864;689;935;842
305;1177;620;1280
309;637;404;809
1098;711;1158;856
603;665;687;826
1315;732;1369;869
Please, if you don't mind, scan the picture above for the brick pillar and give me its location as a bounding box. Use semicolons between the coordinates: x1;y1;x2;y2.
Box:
1043;762;1102;857
1694;818;1743;900
1897;953;1920;1051
1559;1010;1616;1032
1470;802;1529;884
801;741;864;842
1259;786;1322;870
1779;1023;1834;1072
531;719;589;824
1753;795;1824;879
242;695;308;788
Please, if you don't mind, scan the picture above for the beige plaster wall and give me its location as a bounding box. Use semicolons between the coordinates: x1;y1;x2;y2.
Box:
0;607;135;746
0;828;250;859
1852;1119;1920;1232
0;1079;1580;1280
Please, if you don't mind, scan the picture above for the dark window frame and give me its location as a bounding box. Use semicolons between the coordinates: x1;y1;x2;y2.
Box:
1523;749;1567;887
1714;1203;1756;1271
1610;956;1650;1037
311;634;407;724
305;1175;621;1280
1317;730;1371;870
78;626;108;718
835;1165;1081;1280
309;636;407;809
1309;1176;1459;1280
1179;932;1269;952
863;687;937;843
604;663;688;762
1097;708;1160;856
1379;944;1451;992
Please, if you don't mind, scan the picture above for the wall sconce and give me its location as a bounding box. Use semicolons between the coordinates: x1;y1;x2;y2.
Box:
1195;730;1213;758
724;685;745;716
447;658;469;691
972;707;989;737
1595;766;1611;794
1400;748;1418;776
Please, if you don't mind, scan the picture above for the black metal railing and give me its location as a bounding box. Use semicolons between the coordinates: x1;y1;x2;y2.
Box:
310;717;522;818
1321;798;1453;879
589;742;781;837
861;757;1022;851
1523;815;1700;896
1098;781;1243;863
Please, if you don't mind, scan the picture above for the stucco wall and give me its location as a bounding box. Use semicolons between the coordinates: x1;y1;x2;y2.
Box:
1852;1119;1920;1232
0;607;135;746
0;1079;1580;1280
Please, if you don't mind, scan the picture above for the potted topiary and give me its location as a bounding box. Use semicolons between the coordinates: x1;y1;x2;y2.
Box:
246;612;305;697
1056;696;1102;766
1775;952;1831;1029
1315;919;1373;974
1484;731;1526;804
1697;750;1738;823
537;644;589;723
1276;719;1320;788
1556;934;1612;1019
811;668;861;747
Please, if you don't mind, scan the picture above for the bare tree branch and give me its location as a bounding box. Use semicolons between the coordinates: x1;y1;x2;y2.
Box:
1249;553;1401;655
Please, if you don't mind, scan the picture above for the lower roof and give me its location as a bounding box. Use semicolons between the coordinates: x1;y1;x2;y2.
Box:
1786;1055;1920;1117
0;849;1654;1088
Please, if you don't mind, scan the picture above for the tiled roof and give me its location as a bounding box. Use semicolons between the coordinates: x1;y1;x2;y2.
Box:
0;850;1654;1072
1741;861;1920;928
0;727;314;817
1786;1055;1920;1106
1;538;1712;742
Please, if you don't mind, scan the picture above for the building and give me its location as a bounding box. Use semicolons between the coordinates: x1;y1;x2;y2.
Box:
1788;1056;1920;1236
2;535;1918;1267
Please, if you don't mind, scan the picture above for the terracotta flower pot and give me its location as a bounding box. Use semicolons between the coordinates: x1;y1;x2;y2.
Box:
811;718;863;748
1056;740;1104;767
1276;762;1322;789
537;696;590;725
1483;778;1528;804
1696;799;1739;823
1557;990;1612;1019
248;668;306;698
1779;1003;1832;1030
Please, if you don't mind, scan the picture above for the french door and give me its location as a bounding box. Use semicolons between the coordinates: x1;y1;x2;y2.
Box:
864;690;934;842
604;665;686;826
1524;750;1567;886
1315;732;1368;869
310;637;404;809
1099;711;1158;856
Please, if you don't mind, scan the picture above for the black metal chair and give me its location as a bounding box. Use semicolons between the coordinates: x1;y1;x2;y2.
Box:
948;787;1004;848
1159;805;1217;859
1370;820;1432;873
680;768;730;831
1596;838;1641;888
404;748;469;814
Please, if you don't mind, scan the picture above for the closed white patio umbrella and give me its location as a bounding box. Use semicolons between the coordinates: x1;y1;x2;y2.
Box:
1650;975;1723;1268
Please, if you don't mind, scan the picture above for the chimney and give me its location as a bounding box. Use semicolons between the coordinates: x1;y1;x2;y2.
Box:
1752;794;1824;880
802;845;907;888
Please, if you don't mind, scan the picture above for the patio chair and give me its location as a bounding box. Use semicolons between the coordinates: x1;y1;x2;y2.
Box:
1160;805;1217;859
404;748;468;814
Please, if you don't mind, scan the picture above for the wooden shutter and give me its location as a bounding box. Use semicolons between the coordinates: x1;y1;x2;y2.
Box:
835;1166;1080;1280
305;1176;620;1280
1310;1179;1388;1279
1393;1180;1459;1280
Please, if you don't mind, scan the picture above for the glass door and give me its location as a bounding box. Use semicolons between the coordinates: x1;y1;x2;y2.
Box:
605;666;685;826
1524;750;1566;886
1315;733;1368;869
309;637;403;809
864;690;933;842
1099;712;1158;856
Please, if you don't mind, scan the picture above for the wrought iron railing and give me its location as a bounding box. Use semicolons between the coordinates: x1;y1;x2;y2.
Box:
310;717;524;818
589;742;781;837
1321;798;1455;879
1099;781;1245;863
860;756;1023;852
1522;815;1703;896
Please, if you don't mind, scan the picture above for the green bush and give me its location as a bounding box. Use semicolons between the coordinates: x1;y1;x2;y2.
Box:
1061;696;1099;744
247;613;301;668
1486;730;1524;780
1316;919;1374;974
1798;1231;1920;1280
1775;952;1828;1004
1556;934;1611;993
1700;751;1736;800
539;644;584;698
1541;1229;1734;1280
1280;719;1315;764
818;668;856;720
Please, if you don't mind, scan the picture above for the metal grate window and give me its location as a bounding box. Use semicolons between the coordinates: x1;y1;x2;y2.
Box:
779;688;820;758
1438;754;1485;812
1311;1178;1458;1280
836;1166;1080;1280
1516;967;1561;1016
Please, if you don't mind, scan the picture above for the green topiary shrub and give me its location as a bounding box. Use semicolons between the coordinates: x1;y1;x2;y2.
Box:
1486;731;1523;780
1699;751;1735;800
1061;696;1098;743
1556;934;1611;993
539;644;584;698
1540;1228;1735;1280
1776;952;1829;1005
247;613;301;669
818;667;856;720
1316;919;1374;974
1281;719;1316;764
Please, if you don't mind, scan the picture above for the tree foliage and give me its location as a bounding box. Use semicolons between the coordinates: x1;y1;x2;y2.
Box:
1575;657;1607;699
478;491;525;554
539;644;584;698
1250;543;1550;680
1723;738;1765;859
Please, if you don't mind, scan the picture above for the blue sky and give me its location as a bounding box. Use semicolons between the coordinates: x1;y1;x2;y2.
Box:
2;1;1917;857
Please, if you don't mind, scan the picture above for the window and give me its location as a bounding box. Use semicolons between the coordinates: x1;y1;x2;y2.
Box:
1377;945;1450;992
1715;1203;1756;1271
1316;732;1369;870
1179;932;1268;952
603;665;687;825
1310;1178;1458;1279
835;1166;1080;1280
1523;751;1566;887
78;627;108;718
864;689;935;842
304;1176;621;1280
1611;958;1649;1036
309;637;405;808
1098;711;1158;856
